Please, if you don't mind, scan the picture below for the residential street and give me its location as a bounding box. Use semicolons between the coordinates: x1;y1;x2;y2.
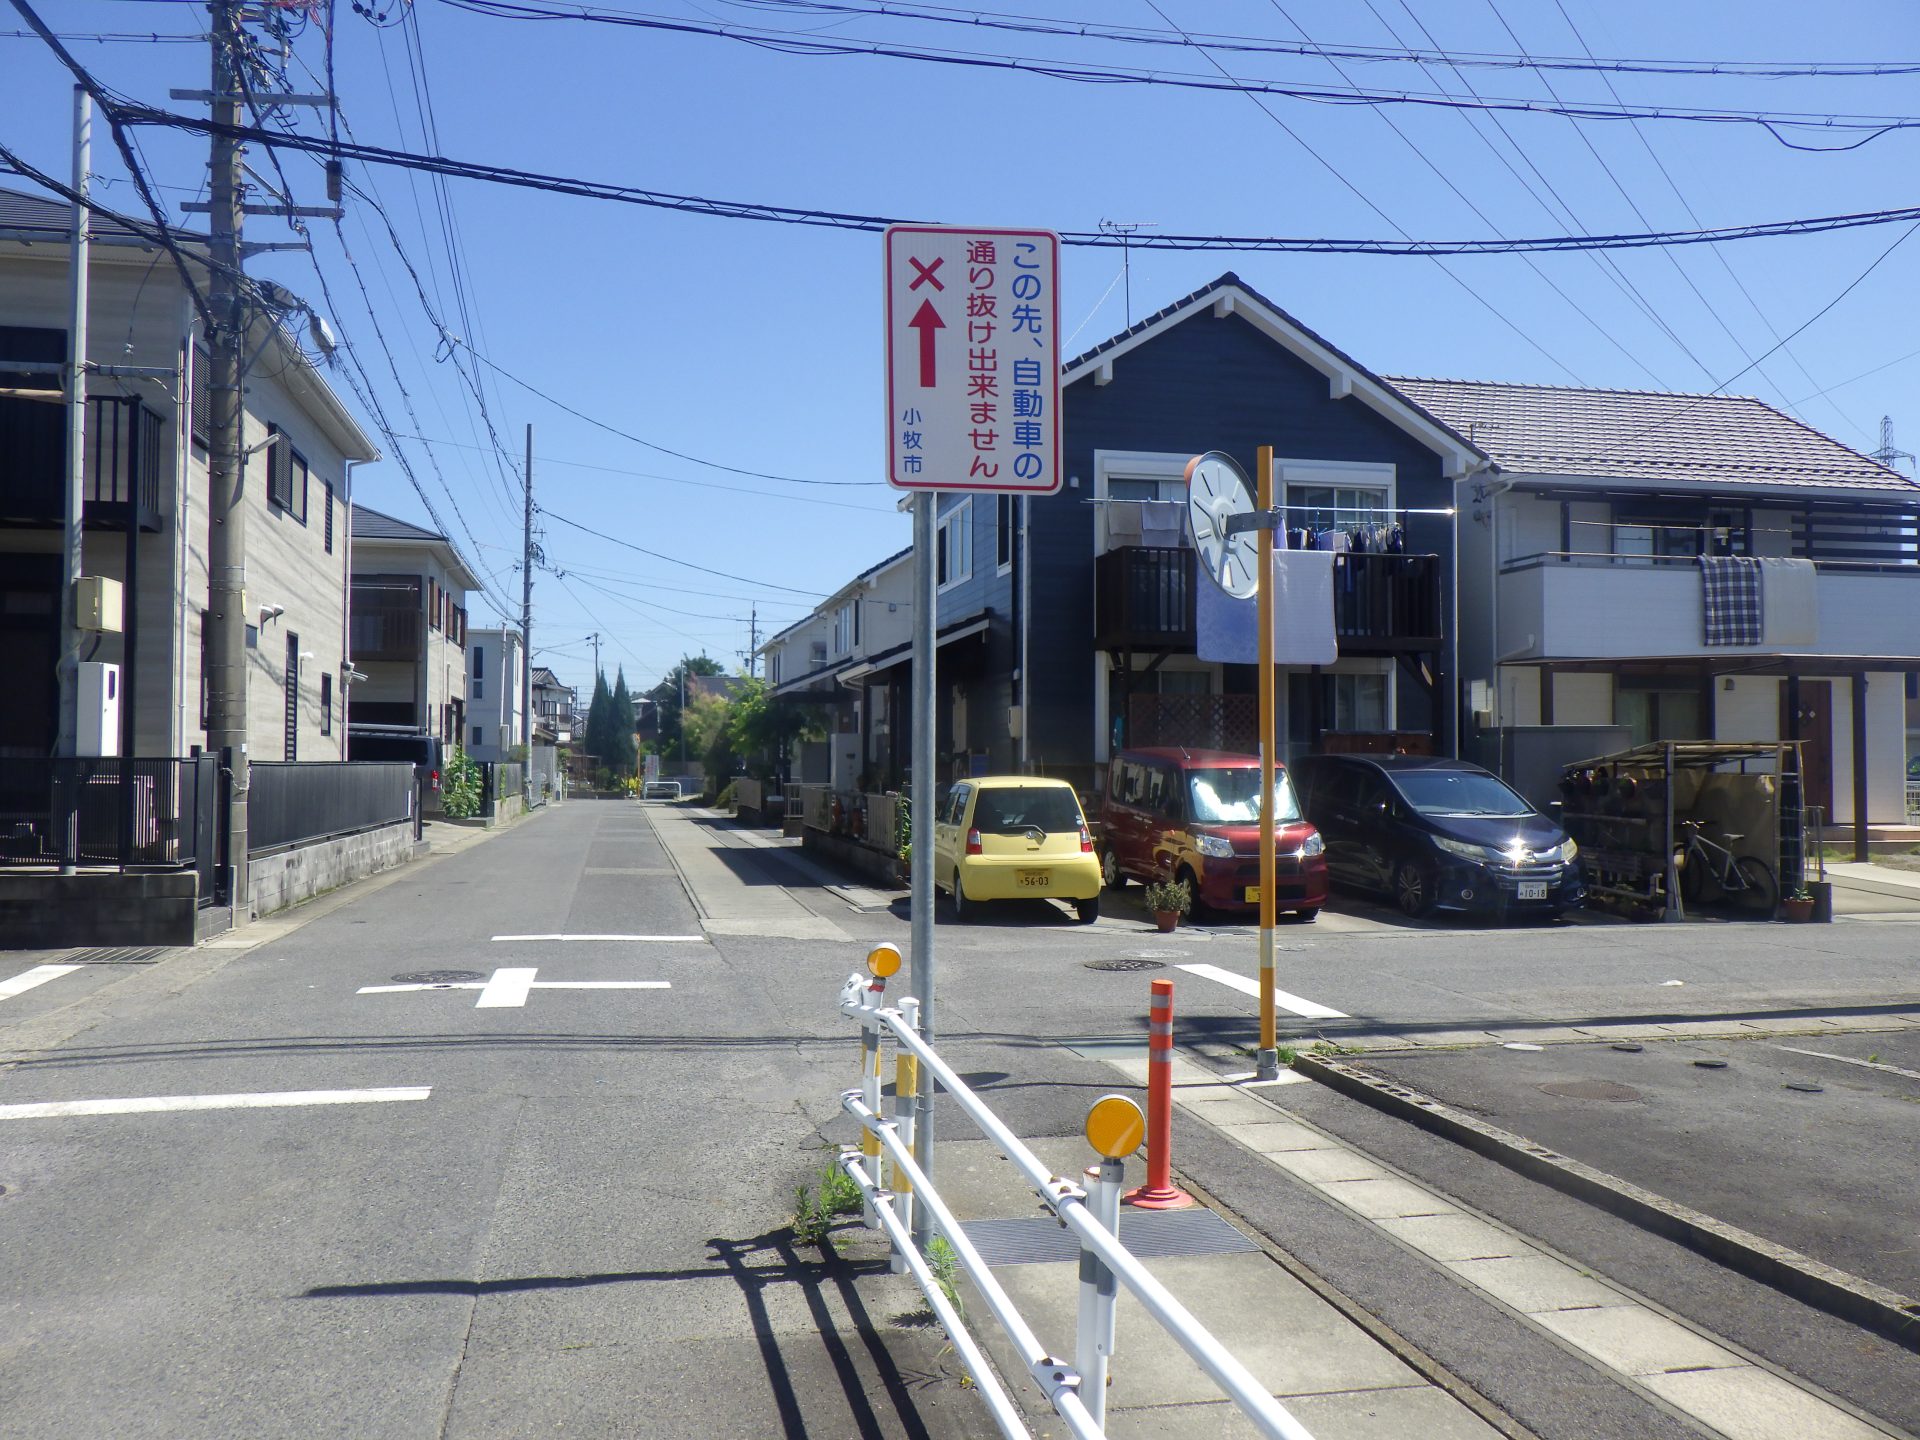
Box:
6;800;1919;1438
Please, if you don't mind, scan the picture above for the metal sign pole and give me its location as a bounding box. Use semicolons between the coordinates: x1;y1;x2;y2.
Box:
909;489;938;1250
1255;445;1280;1081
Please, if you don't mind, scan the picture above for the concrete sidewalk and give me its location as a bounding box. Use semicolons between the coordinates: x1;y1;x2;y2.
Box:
642;801;854;939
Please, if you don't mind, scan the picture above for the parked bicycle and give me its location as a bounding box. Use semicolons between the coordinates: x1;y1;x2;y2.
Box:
1674;818;1778;913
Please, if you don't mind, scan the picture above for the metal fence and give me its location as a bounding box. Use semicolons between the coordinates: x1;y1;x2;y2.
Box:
482;762;524;817
0;757;221;886
248;761;417;856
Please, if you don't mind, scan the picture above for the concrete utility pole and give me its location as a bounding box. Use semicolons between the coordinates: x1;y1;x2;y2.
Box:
746;605;759;678
908;489;937;1249
521;423;534;795
204;0;251;906
57;85;90;771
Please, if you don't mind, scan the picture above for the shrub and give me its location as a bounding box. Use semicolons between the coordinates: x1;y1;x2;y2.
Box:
441;746;482;819
1143;878;1191;915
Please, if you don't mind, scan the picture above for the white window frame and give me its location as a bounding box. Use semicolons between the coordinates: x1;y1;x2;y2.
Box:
1093;449;1190;554
1276;458;1397;534
832;602;854;656
937;499;973;592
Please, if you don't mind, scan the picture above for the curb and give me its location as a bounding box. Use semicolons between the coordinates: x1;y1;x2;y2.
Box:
1293;1052;1920;1354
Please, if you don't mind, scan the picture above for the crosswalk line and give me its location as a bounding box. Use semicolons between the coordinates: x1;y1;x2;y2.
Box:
1176;962;1349;1019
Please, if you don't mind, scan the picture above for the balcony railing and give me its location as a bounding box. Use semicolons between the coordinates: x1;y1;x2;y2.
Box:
1095;546;1443;654
0;393;167;531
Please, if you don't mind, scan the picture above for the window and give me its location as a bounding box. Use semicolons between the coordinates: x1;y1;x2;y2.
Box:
832;603;855;655
427;578;440;631
320;672;333;736
289;450;309;524
936;500;972;590
997;494;1015;572
1330;673;1389;732
1287;484;1392;534
284;633;300;762
1616;682;1705;747
473;725;485;748
265;425;289;510
472;645;485;699
322;479;335;553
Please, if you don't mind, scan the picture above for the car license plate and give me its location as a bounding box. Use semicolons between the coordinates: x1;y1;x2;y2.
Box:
1518;881;1548;901
1244;887;1260;903
1018;870;1049;889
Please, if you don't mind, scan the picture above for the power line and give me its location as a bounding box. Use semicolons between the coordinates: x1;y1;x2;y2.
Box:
664;0;1920;80
435;0;1920;149
539;507;828;597
110;104;1920;256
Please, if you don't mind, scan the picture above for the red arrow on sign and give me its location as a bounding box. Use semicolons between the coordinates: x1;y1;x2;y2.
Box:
909;298;944;388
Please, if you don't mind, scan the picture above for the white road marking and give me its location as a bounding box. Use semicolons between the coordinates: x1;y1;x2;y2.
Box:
0;964;83;1003
1176;962;1350;1019
1775;1045;1920;1083
359;968;671;1009
0;1086;431;1121
490;933;707;943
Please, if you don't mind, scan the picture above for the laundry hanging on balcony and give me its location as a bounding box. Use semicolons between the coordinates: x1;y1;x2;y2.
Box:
1757;557;1818;647
1698;556;1763;646
1197;549;1338;666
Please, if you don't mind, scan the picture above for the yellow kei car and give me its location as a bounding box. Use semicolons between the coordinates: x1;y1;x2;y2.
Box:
932;776;1103;923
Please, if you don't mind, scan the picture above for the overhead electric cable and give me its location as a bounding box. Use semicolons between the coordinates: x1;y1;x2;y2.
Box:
539;508;828;596
111;104;1920;255
434;0;1920;149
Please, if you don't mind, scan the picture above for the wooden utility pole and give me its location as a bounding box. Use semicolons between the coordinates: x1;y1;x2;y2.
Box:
204;0;251;907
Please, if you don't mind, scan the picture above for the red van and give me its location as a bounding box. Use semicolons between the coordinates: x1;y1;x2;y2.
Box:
1099;748;1329;921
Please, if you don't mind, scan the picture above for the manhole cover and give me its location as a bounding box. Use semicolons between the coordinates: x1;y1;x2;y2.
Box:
1085;957;1167;972
391;970;486;985
1539;1079;1643;1103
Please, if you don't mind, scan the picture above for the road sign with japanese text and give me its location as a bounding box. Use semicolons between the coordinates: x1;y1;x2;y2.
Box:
884;225;1061;494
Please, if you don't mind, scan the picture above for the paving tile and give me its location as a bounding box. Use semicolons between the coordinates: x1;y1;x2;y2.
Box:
1267;1147;1392;1186
975;1252;1422;1411
1316;1177;1458;1220
1484;1027;1591;1046
1375;1214;1528;1263
1177;1090;1291;1128
1530;1304;1740;1377
1641;1365;1891;1440
1105;1382;1504;1439
1446;1255;1623;1313
1213;1119;1340;1155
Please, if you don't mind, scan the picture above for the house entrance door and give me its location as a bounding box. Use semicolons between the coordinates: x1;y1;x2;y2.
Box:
1783;679;1833;816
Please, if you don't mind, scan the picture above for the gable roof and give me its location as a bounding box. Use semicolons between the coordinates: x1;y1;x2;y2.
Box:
1061;272;1487;478
0;185;208;247
351;503;445;543
531;666;567;690
1388;377;1915;495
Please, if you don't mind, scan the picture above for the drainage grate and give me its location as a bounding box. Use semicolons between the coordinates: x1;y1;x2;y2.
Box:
962;1208;1258;1267
62;946;169;965
391;970;486;985
1085;957;1167;973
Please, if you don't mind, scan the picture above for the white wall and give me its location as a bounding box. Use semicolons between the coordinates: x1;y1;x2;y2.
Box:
1552;673;1614;726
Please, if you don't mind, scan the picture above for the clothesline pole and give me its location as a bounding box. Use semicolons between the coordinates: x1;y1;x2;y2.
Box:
1254;443;1281;1084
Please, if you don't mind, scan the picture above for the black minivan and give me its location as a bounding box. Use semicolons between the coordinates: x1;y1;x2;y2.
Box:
1290;755;1585;920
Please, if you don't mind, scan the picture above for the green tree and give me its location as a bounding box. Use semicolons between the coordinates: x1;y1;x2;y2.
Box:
650;653;723;762
726;676;822;780
584;670;612;778
610;668;638;777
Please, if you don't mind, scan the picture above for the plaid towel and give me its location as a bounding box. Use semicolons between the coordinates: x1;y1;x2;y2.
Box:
1699;556;1763;646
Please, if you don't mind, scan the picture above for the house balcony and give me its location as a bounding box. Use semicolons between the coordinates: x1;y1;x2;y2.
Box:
1094;545;1444;655
0;393;167;532
349;593;424;663
1497;553;1920;664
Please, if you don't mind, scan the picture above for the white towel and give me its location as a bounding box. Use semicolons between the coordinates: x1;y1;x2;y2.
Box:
1196;549;1338;666
1140;499;1185;545
1758;557;1818;647
1106;499;1143;549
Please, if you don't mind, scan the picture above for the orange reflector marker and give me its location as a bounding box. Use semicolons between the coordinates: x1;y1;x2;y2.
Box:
866;943;903;979
1086;1094;1146;1160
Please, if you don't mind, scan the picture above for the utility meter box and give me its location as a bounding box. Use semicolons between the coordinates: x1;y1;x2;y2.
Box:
78;661;121;757
75;576;124;634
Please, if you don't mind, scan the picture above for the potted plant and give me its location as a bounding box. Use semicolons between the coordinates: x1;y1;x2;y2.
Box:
1780;887;1816;923
1143;878;1191;933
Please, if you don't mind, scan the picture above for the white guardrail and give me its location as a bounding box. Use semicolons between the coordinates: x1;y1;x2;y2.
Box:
836;955;1316;1440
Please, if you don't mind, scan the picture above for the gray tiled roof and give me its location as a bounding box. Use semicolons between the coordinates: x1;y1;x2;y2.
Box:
1386;376;1912;493
350;503;446;543
0;185;206;244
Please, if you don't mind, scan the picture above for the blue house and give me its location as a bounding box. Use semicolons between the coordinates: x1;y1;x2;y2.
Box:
909;272;1487;795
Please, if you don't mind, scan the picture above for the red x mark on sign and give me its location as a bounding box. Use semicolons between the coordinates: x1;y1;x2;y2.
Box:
908;256;945;292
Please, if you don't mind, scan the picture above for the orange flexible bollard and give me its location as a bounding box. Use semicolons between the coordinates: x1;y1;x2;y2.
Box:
1125;978;1193;1209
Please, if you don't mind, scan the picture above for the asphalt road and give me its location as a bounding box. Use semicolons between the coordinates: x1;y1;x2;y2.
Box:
8;802;1919;1440
0;806;992;1440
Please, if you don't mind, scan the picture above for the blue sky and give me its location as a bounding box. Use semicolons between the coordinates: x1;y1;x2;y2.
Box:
5;0;1917;700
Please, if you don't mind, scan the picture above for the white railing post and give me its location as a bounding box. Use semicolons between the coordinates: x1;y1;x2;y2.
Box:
890;996;920;1273
1076;1155;1124;1428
